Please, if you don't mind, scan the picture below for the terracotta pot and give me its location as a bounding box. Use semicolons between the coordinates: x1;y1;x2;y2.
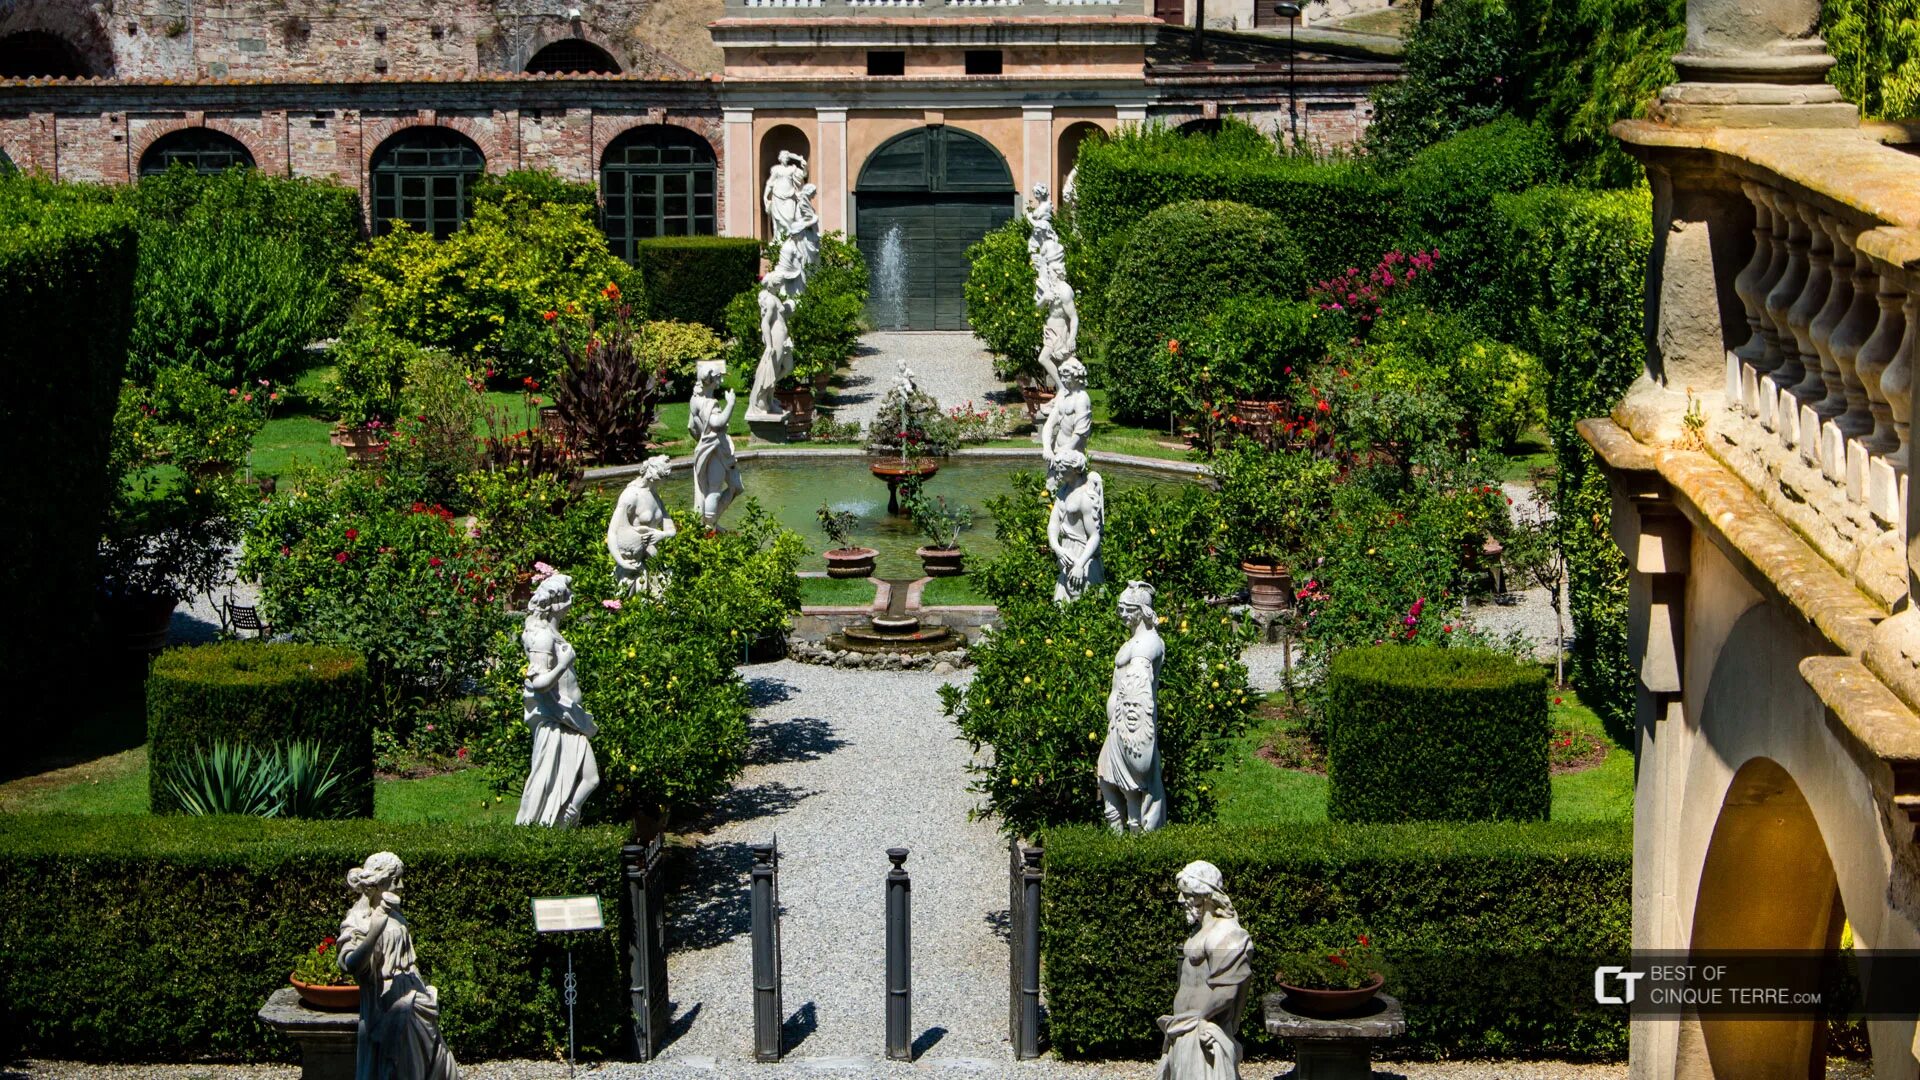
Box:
1021;385;1056;423
1276;973;1384;1018
824;546;878;579
1240;561;1294;612
538;406;569;438
776;385;815;419
330;425;389;464
290;977;361;1012
917;546;965;577
1233;399;1284;424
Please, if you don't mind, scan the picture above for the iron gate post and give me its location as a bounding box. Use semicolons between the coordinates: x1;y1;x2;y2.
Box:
885;847;912;1061
751;838;783;1062
1015;837;1044;1059
621;836;669;1062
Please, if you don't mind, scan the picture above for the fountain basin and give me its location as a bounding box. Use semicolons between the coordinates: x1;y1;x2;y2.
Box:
870;458;942;514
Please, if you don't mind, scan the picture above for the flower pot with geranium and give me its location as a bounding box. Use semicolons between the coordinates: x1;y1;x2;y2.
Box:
290;933;359;1010
906;490;972;577
1276;932;1385;1017
1210;441;1337;612
817;503;876;579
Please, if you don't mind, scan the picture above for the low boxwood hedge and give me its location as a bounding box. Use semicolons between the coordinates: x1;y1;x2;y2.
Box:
636;235;762;331
148;641;375;816
0;815;628;1062
1326;645;1550;823
1040;822;1629;1060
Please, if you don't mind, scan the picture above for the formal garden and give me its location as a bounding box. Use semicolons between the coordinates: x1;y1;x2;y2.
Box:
0;0;1776;1072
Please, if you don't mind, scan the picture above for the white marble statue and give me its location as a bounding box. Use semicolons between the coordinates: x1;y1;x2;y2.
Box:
747;238;807;419
791;182;822;271
1032;233;1068;291
1047;448;1105;602
1100;580;1166;833
1154;861;1254;1080
689;360;744;527
339;852;461;1080
764;150;808;245
1035;273;1080;393
1042;358;1091;463
1028;183;1057;260
607;455;677;597
517;573;599;828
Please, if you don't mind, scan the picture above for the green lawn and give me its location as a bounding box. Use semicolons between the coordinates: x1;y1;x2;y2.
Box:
920;574;991;606
799;575;880;607
1087;388;1198;463
1208;683;1634;826
248;383;532;479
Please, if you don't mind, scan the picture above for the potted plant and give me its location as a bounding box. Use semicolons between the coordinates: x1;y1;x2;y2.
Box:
290;933;359;1010
330;418;389;464
907;490;971;577
817;503;877;578
1211;441;1337;612
1275;932;1385;1017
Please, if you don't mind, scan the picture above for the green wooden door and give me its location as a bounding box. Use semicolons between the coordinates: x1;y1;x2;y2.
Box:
854;126;1017;331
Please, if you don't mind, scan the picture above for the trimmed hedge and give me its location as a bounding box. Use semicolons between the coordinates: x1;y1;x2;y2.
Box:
0;815;627;1062
1041;822;1630;1060
637;235;763;331
1326;645;1550;823
148;642;375;817
0;177;138;747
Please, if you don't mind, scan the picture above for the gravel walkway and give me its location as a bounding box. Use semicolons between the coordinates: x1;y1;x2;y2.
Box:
13;1058;1630;1079
825;332;1019;432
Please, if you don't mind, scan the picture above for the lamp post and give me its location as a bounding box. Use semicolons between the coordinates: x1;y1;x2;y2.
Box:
1276;1;1301;145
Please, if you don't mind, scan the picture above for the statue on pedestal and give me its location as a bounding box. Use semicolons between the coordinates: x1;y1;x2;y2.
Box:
689;360;743;527
1028;183;1057;259
339;851;461;1080
764;150;808;245
748;239;807;418
1099;580;1166;832
1154;861;1254;1080
517;573;599;828
1047;448;1105;602
607;455;677;597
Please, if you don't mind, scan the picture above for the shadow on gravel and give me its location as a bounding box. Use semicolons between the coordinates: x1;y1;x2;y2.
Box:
668;841;755;950
661;1000;703;1050
751;715;847;766
911;1026;948;1060
691;780;814;834
746;675;798;708
983;908;1012;943
782;1001;819;1053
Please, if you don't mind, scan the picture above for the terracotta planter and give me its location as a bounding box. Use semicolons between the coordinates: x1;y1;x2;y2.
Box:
1233;399;1284;424
776;385;815;423
1021;384;1056;424
1276;973;1384;1018
917;546;965;577
538;406;569;439
330;425;389;465
290;976;361;1012
870;458;941;515
1241;561;1294;612
824;546;878;579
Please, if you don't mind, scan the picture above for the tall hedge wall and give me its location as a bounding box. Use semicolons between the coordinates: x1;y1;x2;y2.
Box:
637;236;763;331
1492;186;1652;743
0;177;138;745
0;816;629;1062
147;641;375;816
1041;822;1630;1060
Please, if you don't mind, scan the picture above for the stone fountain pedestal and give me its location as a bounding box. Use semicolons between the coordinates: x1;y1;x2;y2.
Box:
747;411;801;444
824;577;959;655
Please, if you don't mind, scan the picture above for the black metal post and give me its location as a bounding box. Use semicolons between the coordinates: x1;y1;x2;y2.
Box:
565;946;579;1078
1008;837;1021;1044
885;847;912;1061
1016;839;1044;1059
622;837;670;1062
751;839;784;1062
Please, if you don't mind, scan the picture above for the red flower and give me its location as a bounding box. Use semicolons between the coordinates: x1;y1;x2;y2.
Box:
1553;696;1563;705
1358;934;1370;947
1316;399;1330;413
1328;954;1349;968
334;551;349;564
318;935;336;954
280;545;291;557
456;746;469;759
344;528;358;541
542;309;558;322
1167;338;1181;354
602;281;621;301
429;556;443;567
412;501;427;513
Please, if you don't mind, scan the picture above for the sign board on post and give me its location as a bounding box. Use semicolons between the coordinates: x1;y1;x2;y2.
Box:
532;895;605;934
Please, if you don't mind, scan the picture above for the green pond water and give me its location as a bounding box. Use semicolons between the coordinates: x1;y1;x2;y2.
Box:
611;454;1191;580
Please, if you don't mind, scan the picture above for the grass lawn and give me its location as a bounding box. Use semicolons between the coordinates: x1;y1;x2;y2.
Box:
920;575;992;606
1495;430;1555;484
249;382;531;479
1208;683;1633;826
1323;4;1419;36
1086;388;1197;463
799;575;879;607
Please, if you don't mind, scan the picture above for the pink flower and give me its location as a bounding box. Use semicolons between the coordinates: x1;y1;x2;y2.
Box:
602;598;623;610
532;561;558;582
227;388;238;396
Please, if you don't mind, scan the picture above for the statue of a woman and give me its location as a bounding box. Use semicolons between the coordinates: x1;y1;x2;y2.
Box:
607;456;677;597
764;150;807;244
1155;861;1254;1080
339;851;461;1080
516;573;599;828
1047;449;1105;602
689;360;743;527
1034;270;1078;391
748;242;807;418
1100;580;1166;832
1041;358;1092;464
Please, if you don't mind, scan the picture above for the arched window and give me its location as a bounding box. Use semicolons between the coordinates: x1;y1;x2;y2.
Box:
139;128;254;176
369;127;485;239
525;39;620;74
0;31;87;78
600;125;716;260
1176;118;1225;136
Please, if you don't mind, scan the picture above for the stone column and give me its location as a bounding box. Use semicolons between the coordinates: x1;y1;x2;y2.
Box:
1659;0;1856;128
816;107;848;234
1021;105;1053;204
723;107;755;239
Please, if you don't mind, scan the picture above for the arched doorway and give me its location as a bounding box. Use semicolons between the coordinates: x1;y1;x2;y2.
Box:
0;30;88;78
368;127;485;238
601;125;717;260
1177;118;1225;136
139;128;254;176
854;126;1015;331
1057;121;1107;201
759;124;811;242
525;40;620;74
1686;758;1845;1078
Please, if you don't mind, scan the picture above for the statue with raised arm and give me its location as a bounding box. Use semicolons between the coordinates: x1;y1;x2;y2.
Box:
1032;232;1068;294
1047;448;1105;602
791;182;822;271
1100;580;1166;832
339;851;461;1080
1154;861;1254;1080
763;150;808;245
689;360;744;527
517;573;599;828
1028;182;1057;261
607;455;677;597
1035;272;1080;393
747;239;807;419
1042;358;1091;463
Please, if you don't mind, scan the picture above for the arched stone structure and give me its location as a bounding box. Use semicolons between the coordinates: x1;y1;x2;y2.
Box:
600;123;718;258
1055;120;1108;199
136;126;256;175
366;126;486;238
853;125;1015;330
758;123;810;242
0;1;113;79
525;39;621;75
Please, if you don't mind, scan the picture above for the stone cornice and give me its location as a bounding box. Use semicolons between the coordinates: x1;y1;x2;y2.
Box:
709;15;1159;47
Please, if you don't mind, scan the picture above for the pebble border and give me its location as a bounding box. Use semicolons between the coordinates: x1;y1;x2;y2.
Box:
787;638;971;671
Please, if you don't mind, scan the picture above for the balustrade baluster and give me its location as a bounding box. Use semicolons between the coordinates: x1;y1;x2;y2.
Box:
1855;267;1905;458
1732;186;1776;408
1812;217;1859;479
1764;205;1811;436
1789;203;1833;402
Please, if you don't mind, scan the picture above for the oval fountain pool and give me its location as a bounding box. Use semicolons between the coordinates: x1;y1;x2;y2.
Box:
605;453;1195;581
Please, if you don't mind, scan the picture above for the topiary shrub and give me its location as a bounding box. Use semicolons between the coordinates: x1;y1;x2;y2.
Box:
963;217;1043;381
635;235;762;331
1177;294;1333;404
1325;644;1549;823
148;641;374;816
1100;200;1309;424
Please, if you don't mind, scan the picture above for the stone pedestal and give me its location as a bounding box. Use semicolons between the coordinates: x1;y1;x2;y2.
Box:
747;413;796;444
1262;992;1406;1080
258;986;357;1080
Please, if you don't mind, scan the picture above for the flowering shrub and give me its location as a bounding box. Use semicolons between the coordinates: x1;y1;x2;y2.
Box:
1310;250;1436;332
1175;294;1330;403
380;349;485;508
1209;442;1338;568
868;382;959;457
946;401;1024;443
290;934;352;987
1277;931;1384;990
647;500;806;655
962;218;1044;382
323;326;428;426
637;318;725;395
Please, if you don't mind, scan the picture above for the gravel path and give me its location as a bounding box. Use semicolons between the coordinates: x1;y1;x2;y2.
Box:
825;332;1019;432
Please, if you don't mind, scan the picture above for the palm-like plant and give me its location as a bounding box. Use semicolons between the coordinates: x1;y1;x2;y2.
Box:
163;739;353;819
